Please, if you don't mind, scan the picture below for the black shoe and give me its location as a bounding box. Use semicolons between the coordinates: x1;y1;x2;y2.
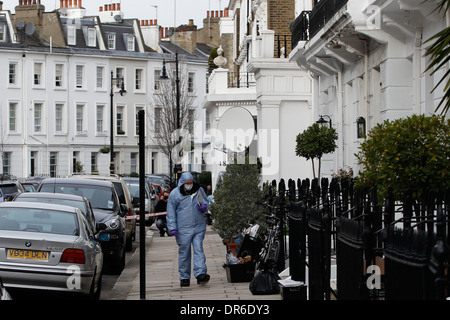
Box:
180;279;190;287
196;274;210;284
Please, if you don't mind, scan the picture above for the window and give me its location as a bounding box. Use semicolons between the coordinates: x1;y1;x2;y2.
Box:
76;65;84;88
116;106;124;134
34;63;42;85
188;109;195;133
9;63;16;85
0;24;6;42
9;102;17;132
116;67;124;89
2;153;11;176
87;28;96;47
127;35;135;51
96;66;104;89
188;72;195;93
108;33;116;50
135;106;144;135
96;105;104;133
76;104;85;133
67;26;76;45
91;152;98;172
55;64;63;87
34;103;42;132
50;152;58;177
55;104;63;133
130;153;137;173
154;107;161;133
135;68;143;90
154;70;161;90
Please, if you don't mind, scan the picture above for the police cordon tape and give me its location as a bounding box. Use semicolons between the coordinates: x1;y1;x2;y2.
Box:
126;211;167;220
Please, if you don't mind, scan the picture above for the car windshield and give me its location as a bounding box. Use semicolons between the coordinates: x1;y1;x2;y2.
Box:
127;184;148;199
39;184;117;211
0;207;79;236
0;185;19;194
17;197;88;215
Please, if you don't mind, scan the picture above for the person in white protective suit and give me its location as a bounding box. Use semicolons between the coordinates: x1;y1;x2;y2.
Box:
166;172;210;287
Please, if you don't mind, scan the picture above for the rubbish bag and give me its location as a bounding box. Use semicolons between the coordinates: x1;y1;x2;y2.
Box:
249;270;280;295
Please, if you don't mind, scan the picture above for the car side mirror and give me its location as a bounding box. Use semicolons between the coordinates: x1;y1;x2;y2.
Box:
95;222;107;233
120;204;128;217
132;197;140;207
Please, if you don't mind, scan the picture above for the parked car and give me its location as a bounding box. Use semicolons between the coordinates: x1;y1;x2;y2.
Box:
0;276;12;300
38;178;126;273
70;175;135;251
20;182;37;192
13;192;97;233
124;178;154;226
0;202;104;299
0;181;25;201
151;183;163;201
145;174;167;191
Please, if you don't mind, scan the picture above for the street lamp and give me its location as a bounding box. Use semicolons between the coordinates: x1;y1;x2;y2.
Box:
316;115;332;128
110;70;126;174
160;52;181;186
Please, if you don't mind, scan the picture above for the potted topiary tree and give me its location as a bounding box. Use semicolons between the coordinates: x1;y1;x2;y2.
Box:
295;123;338;180
210;155;265;251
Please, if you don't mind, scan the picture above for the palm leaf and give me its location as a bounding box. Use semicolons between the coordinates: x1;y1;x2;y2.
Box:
424;0;450;115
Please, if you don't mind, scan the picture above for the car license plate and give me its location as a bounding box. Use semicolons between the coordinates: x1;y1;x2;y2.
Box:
99;233;110;241
7;249;49;261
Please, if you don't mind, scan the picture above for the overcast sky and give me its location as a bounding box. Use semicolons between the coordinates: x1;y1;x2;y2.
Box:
1;0;228;28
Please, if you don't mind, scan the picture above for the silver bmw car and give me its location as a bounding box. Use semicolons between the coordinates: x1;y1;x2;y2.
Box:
0;202;103;299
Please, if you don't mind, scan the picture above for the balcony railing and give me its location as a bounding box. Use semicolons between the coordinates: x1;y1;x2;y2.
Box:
291;0;348;48
310;0;348;38
275;35;292;58
292;10;311;47
228;72;256;88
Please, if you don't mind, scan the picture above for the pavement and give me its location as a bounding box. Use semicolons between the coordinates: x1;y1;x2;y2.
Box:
108;225;282;300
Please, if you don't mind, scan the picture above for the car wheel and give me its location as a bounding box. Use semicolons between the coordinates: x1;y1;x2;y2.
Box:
88;270;102;300
113;247;126;274
126;231;133;252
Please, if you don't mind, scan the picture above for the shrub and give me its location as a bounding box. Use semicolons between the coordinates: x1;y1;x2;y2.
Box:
355;114;450;201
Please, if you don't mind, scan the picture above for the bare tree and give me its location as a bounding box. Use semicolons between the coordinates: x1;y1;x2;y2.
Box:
147;60;198;181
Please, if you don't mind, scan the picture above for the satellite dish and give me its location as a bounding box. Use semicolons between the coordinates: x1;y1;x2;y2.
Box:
25;22;36;36
217;107;255;153
16;21;25;30
114;15;122;22
166;29;174;36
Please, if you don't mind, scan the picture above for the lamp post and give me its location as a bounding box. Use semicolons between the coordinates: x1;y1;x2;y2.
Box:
316;115;332;128
160;52;180;186
110;70;126;174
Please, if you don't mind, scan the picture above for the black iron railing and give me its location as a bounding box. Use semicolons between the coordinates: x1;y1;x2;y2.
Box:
291;0;348;48
227;72;256;88
292;10;311;47
309;0;348;38
274;34;292;58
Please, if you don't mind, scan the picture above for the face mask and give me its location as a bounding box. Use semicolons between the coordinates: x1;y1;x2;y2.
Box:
184;184;193;191
163;195;169;200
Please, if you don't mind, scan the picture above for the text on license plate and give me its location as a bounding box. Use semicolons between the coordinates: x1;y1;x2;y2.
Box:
7;249;49;261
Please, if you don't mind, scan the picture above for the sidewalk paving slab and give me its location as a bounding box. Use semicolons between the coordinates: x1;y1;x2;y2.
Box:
109;225;281;301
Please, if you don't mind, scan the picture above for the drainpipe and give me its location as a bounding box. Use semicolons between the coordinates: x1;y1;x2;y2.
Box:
364;39;369;133
414;28;422;114
337;70;344;170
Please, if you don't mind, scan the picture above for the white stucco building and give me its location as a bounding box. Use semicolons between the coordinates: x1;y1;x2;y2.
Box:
290;0;449;177
0;0;208;180
204;0;314;188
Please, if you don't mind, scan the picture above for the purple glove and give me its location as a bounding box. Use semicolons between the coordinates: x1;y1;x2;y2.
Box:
169;230;178;236
198;203;208;213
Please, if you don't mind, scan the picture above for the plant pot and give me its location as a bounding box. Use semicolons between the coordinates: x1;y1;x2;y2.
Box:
226;242;239;256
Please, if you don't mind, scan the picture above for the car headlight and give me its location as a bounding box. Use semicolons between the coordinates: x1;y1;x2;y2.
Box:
106;219;119;229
